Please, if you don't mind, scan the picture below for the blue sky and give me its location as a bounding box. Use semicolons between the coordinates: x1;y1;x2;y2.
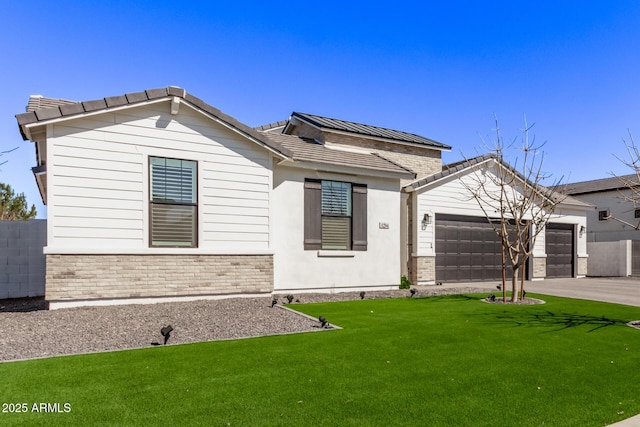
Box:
2;1;640;218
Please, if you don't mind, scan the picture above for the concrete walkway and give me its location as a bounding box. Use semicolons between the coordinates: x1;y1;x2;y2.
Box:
439;277;640;427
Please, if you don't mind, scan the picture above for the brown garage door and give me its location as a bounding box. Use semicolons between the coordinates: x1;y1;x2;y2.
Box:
435;214;511;282
546;223;574;278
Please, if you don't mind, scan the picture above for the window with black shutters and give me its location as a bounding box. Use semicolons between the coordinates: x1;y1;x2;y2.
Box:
149;157;197;247
304;179;367;251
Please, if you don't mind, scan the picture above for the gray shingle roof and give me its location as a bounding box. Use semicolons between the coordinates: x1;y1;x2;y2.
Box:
26;95;76;112
405;154;592;208
405;154;495;189
16;86;417;179
255;120;288;133
262;132;415;178
290;112;451;150
565;173;639;195
16;86;293;158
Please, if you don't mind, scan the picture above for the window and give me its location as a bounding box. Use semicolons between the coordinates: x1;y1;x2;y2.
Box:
149;157;197;247
304;179;367;251
321;181;352;250
598;210;609;221
635;209;640;219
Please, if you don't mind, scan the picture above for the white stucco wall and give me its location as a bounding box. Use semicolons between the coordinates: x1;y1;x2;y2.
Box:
272;165;402;292
45;100;273;255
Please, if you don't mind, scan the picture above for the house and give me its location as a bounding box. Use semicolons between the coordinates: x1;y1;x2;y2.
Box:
566;174;640;242
566;174;640;277
16;86;589;308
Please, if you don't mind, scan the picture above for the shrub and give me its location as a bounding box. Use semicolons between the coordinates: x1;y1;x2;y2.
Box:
399;275;412;289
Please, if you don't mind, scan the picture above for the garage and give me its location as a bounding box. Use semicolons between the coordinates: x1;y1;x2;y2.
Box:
545;223;574;278
435;214;517;282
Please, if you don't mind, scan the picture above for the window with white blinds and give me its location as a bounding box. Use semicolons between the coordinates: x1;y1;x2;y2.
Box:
149;157;197;247
321;181;352;250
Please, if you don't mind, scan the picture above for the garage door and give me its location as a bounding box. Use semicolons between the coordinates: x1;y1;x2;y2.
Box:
435;214;513;282
545;223;574;278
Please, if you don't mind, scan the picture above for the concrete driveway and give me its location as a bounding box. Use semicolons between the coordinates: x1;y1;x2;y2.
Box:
434;277;640;307
525;277;640;307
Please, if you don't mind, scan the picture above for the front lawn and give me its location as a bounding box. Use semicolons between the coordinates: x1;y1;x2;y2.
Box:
0;294;638;426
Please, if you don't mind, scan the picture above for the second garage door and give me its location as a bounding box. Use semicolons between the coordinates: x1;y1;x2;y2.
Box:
545;223;574;278
435;214;517;282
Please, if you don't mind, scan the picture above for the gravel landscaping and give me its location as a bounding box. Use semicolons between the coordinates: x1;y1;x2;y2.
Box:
0;286;492;362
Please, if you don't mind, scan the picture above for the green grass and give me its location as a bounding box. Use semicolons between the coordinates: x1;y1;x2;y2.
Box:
1;293;639;426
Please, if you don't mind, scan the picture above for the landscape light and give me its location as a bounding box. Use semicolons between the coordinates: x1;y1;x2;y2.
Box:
319;316;328;328
161;325;173;345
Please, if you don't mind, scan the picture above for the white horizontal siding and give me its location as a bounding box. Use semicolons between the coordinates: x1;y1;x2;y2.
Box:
415;166;586;258
48;100;272;252
201;197;269;209
54;195;143;211
53;226;143;240
415;168;528;255
201;204;268;216
200;187;269;201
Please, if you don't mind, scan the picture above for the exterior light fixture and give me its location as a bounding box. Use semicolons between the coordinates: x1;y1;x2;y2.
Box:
421;213;431;230
579;225;586;237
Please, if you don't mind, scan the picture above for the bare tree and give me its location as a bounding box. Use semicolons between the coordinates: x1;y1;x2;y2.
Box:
608;130;640;229
0;146;18;167
461;117;565;302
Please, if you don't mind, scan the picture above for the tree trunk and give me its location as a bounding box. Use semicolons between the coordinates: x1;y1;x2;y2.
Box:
501;243;507;303
511;267;518;302
519;260;526;300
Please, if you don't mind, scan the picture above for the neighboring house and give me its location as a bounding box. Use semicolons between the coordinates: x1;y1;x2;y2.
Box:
16;86;589;307
566;174;640;242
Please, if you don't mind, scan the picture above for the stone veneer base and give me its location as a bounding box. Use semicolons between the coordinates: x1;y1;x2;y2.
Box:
45;254;274;302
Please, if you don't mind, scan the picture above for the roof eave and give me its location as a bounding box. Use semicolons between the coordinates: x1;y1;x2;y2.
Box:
16;87;293;160
278;158;415;180
289;112;451;151
404;156;495;192
32;165;47;205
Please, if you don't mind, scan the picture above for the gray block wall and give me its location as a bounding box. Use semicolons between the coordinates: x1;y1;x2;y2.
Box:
586;240;631;277
0;220;46;299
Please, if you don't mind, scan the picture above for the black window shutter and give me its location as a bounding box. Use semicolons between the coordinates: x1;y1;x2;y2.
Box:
352;184;367;251
304;180;322;250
